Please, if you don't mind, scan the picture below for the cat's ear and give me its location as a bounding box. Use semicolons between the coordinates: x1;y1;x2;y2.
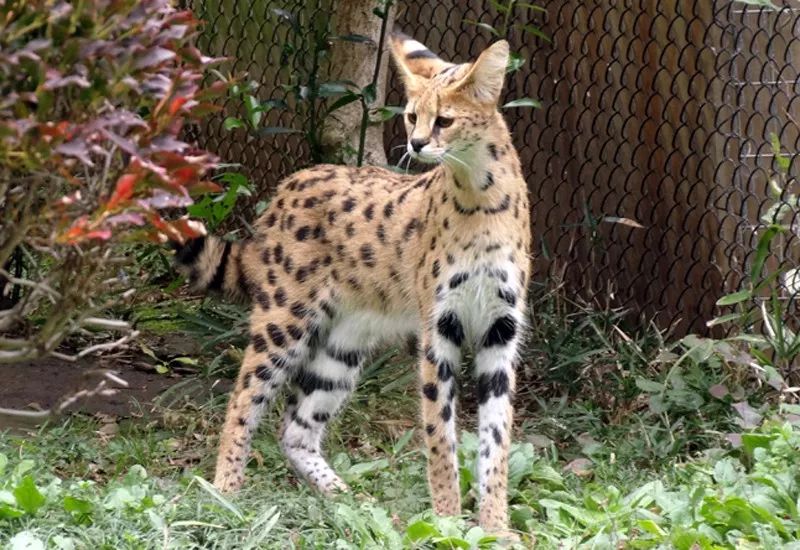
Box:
447;40;509;104
389;31;453;94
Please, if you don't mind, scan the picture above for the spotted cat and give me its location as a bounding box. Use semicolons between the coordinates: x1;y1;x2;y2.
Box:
174;32;531;532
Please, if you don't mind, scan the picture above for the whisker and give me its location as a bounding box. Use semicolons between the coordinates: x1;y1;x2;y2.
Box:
396;152;409;170
390;144;406;153
443;152;470;172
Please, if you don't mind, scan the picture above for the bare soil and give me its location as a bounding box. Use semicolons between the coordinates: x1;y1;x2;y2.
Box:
0;334;229;432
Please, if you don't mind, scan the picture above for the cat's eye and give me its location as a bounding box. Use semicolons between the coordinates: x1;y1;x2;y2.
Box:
407;113;417;125
435;116;454;128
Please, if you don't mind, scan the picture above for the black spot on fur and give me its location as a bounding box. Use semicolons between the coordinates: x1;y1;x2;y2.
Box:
449;272;469;289
492;426;502;445
422;383;438;401
290;301;307;319
255;289;271;310
437;311;464;346
403;218;421;240
377;224;386;245
454;200;479;215
477;370;510;404
255;365;271;380
425;424;435;436
482;171;495;190
484;194;511;214
383;201;394;218
174;236;205;265
441;404;452;422
208;242;231;291
432;260;440;278
252;333;268;353
312;412;330;423
274;287;287;306
295;226;310;241
488;143;498;160
267;323;286;347
252;394;265;404
363;203;375;220
437;359;454;381
327;346;362;368
482;315;517;348
274;243;283;263
360;244;376;267
498;288;517;307
293;370;351;394
287;325;304;340
342;197;356;212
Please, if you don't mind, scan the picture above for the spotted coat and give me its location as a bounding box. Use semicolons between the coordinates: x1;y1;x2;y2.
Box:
174;32;531;535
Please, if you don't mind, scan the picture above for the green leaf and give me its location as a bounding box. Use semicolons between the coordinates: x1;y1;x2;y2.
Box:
392;429;415;456
715;289;752;306
502;97;541;109
517;2;547;11
750;225;782;281
361;83;377;105
463;19;500;36
517;24;552;42
244;95;262;128
193;476;244;521
489;0;511;13
635;377;664;393
318;81;356;97
705;312;743;328
507;52;525;73
345;458;389;478
405;520;440;541
223;117;244;131
741;433;776;454
13;476;46;515
325;92;361;116
372;105;405;122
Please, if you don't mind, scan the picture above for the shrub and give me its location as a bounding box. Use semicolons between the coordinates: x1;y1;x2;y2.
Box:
0;0;231;363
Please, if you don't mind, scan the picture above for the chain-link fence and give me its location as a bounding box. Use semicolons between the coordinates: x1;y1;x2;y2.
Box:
182;0;800;335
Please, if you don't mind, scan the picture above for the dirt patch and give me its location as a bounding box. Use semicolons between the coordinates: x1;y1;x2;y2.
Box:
0;354;228;432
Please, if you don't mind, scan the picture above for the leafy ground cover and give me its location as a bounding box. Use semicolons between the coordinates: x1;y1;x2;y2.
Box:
2;294;797;549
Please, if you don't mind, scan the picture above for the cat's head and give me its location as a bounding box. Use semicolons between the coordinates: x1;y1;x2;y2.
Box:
389;32;509;166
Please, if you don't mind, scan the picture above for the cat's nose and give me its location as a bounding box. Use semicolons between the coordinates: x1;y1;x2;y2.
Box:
410;138;429;153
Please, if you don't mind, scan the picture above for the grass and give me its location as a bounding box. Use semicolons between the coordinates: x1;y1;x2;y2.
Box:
1;292;798;548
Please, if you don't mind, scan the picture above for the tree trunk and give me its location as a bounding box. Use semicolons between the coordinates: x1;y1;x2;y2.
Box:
322;0;395;166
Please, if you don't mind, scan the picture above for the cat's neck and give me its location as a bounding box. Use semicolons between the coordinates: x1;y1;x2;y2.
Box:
433;114;521;206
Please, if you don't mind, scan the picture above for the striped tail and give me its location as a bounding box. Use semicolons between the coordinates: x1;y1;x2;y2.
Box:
172;236;249;301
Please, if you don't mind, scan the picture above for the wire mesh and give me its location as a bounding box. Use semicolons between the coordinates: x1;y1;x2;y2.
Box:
181;0;800;335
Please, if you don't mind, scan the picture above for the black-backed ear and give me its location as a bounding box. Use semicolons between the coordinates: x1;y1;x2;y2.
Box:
389;31;454;95
446;40;509;104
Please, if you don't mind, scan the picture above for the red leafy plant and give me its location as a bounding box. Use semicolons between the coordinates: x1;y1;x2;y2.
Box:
0;0;231;363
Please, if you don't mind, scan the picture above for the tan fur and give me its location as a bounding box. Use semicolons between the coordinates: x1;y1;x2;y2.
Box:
176;33;531;535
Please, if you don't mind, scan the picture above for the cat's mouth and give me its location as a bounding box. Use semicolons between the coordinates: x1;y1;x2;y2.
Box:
410;146;447;165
